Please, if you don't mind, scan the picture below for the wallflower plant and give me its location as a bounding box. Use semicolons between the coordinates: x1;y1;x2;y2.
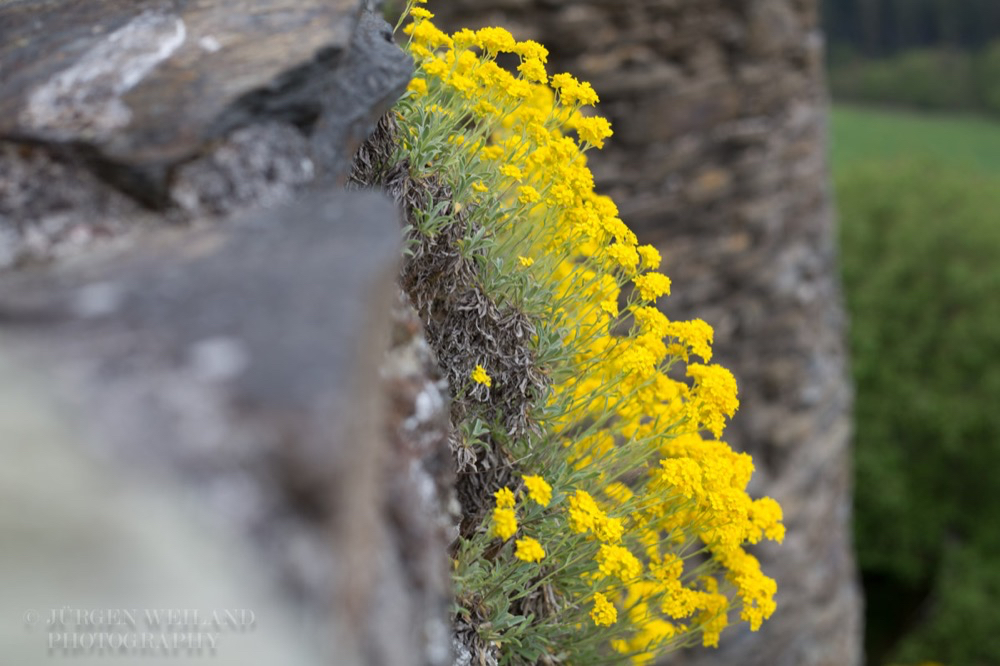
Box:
362;3;786;663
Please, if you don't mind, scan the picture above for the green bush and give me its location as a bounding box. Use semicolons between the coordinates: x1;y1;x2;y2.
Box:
829;40;1000;119
838;160;1000;665
829;49;978;113
975;41;1000;116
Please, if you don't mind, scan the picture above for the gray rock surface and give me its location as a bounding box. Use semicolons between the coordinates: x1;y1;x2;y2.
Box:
378;291;457;666
314;11;415;183
1;0;359;165
0;2;412;263
0;142;148;270
0;350;326;666
0;191;453;665
0;4;459;665
0;192;398;664
432;2;863;664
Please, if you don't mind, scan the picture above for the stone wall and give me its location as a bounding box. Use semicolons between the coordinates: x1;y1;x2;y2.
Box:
432;1;864;664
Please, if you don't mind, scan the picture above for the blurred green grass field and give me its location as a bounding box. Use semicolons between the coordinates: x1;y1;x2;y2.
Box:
831;105;1000;174
832;105;1000;666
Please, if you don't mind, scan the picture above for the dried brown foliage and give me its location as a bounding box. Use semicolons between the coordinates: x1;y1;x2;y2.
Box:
350;113;550;534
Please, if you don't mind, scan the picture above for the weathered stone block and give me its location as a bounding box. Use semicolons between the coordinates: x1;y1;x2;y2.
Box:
1;0;362;165
0;191;450;666
1;3;412;263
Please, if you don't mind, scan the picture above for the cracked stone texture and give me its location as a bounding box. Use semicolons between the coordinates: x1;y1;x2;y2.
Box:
0;2;412;264
433;2;863;665
1;0;359;164
0;191;451;666
0;142;149;270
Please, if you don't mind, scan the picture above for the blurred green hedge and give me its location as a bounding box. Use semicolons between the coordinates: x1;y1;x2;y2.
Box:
838;160;1000;665
829;41;1000;117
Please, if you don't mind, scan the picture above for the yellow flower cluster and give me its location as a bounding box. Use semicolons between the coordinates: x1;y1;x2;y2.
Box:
515;537;546;563
488;482;552;562
522;474;552;507
471;364;492;387
491;505;518;540
590;592;618;627
568;489;625;543
396;4;785;663
495;486;515;509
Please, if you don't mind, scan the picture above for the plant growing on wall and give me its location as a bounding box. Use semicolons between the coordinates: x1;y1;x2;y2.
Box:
354;3;785;663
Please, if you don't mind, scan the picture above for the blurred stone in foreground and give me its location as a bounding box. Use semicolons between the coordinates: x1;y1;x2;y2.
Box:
0;191;450;666
0;351;323;666
0;2;456;665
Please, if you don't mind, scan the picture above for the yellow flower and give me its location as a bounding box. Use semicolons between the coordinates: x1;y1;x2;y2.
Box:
590;592;617;627
657;458;704;499
633;271;672;301
638;244;661;269
506;78;533;99
667;319;715;362
473;100;499;118
471;364;492;387
632;306;669;338
600;298;619;318
514;39;549;63
518;256;534;267
490;507;518;540
475;26;516;54
452;28;476;49
687;363;739;438
596;543;642;582
475;60;505;87
404;19;452;50
518;185;541;205
617;341;658;379
480;145;504;161
517;58;547;83
748;497;785;544
551;72;599;106
447;73;476;98
522;474;552;506
500;165;523;181
575;116;614;149
471;180;489;193
514;537;546;563
421;57;449;78
566;489;601;534
606;243;640;273
717;548;776;631
407;78;428;97
494;486;516;510
594;515;624;544
409;7;433;20
409;43;433;62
